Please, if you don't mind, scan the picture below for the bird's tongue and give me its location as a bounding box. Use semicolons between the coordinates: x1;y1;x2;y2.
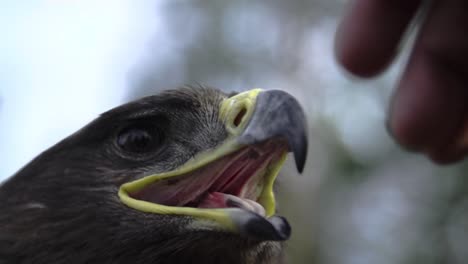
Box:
198;192;266;216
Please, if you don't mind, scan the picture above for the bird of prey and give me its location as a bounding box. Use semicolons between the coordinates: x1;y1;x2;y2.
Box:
0;87;307;264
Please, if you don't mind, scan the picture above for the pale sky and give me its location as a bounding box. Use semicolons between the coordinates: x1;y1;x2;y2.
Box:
0;0;161;179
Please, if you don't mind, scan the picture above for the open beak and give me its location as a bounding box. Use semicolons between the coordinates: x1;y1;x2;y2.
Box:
119;89;308;241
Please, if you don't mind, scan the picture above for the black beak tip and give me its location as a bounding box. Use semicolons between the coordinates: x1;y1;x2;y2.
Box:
295;150;306;174
292;135;307;174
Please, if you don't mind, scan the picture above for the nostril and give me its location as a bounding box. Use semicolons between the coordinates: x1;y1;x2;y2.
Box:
233;107;247;127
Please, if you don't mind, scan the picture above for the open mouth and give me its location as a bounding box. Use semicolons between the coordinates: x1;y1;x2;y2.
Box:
119;88;308;241
129;140;287;217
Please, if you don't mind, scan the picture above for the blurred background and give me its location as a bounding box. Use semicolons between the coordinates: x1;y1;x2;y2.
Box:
1;0;467;263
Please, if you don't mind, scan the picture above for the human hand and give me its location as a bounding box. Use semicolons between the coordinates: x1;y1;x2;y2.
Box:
335;0;468;164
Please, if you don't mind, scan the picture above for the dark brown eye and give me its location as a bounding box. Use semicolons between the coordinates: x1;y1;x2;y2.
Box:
117;123;162;154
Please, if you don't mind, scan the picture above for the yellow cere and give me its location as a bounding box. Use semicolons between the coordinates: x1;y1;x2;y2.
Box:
219;88;261;134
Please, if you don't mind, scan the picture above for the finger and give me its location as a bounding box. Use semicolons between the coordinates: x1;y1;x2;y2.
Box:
335;0;422;77
389;0;468;164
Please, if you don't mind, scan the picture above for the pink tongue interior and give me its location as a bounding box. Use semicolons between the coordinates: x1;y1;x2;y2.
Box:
130;147;274;208
198;192;228;208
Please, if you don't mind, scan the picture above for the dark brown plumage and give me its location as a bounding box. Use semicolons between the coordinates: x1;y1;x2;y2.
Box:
0;86;306;264
0;87;307;264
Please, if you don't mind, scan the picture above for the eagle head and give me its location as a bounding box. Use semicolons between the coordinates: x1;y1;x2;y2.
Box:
0;87;307;264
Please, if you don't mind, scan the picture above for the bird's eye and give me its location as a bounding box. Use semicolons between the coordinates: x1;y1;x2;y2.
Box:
117;123;162;154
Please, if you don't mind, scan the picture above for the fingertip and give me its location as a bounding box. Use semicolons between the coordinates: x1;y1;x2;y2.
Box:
388;47;468;161
387;56;444;152
335;20;391;78
335;0;421;78
389;111;468;165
